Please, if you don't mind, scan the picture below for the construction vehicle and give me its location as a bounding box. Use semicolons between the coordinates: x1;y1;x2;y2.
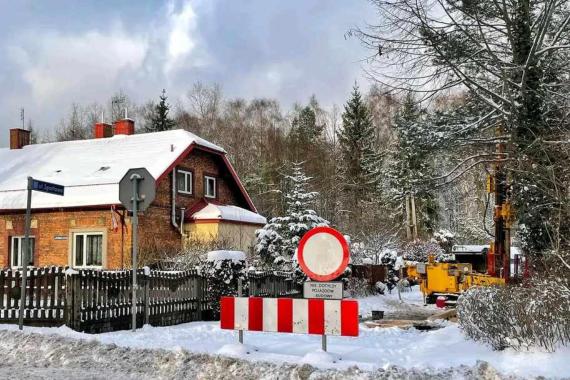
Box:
417;255;505;305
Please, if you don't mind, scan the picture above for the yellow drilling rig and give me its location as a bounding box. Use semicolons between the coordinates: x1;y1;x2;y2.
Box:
416;129;512;304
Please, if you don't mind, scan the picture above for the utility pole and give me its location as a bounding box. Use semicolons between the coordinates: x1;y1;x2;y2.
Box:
491;125;511;282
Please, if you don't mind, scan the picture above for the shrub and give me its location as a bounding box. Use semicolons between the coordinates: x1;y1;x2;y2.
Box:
345;277;375;297
457;279;570;351
199;251;248;315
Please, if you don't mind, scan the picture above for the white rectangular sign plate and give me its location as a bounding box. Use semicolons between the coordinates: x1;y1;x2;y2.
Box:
303;281;343;300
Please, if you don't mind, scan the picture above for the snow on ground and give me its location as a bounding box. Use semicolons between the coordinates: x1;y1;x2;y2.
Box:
0;329;511;380
358;286;437;320
0;287;568;379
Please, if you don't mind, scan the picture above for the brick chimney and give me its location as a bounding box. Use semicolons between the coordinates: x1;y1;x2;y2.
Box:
114;118;135;136
93;122;113;139
10;128;31;149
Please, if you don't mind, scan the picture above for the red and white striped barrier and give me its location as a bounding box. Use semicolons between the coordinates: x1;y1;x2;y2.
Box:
220;297;359;337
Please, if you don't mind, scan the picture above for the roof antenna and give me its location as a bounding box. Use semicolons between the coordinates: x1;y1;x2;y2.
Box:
20;108;25;130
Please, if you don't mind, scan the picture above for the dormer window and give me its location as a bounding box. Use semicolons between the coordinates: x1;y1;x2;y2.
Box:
177;169;193;195
204;176;216;198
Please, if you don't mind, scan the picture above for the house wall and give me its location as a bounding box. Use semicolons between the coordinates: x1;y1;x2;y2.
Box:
217;222;261;253
0;209;131;269
0;147;256;269
183;221;262;253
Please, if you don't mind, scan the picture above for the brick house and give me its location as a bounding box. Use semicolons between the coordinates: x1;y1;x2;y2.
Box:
0;119;266;270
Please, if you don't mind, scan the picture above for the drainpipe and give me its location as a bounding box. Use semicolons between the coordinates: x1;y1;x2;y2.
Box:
180;208;186;236
171;170;179;229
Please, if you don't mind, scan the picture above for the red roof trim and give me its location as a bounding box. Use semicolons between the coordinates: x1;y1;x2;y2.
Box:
155;143;258;213
156;143;196;184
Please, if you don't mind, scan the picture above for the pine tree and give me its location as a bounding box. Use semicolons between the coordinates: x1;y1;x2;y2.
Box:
290;106;323;144
337;84;382;222
148;89;176;132
254;162;329;267
387;93;438;236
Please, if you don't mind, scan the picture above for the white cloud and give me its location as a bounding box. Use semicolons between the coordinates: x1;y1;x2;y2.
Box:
9;29;148;106
164;0;209;74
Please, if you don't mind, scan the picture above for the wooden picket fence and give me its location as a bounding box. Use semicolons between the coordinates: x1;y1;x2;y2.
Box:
248;270;300;297
65;269;210;333
0;266;66;323
0;267;300;333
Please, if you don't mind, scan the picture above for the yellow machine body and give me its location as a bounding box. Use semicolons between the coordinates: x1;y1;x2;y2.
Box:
418;262;504;301
405;264;419;282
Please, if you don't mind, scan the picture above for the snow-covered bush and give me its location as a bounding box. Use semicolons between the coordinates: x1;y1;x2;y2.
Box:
350;232;396;265
200;251;247;315
431;229;455;253
458;279;570;351
400;240;453;263
157;236;238;271
375;281;387;295
344;277;375;297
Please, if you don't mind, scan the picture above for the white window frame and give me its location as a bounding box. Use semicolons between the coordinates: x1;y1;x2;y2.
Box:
10;236;35;268
204;176;216;198
72;231;104;269
177;169;193;195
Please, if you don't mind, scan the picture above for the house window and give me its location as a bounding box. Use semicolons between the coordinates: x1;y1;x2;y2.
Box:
10;236;35;268
204;176;216;198
177;169;193;195
73;232;103;268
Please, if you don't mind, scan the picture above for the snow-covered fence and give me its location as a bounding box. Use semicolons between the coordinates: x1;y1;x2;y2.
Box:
350;264;388;286
248;271;301;297
0;266;301;333
0;267;66;325
65;269;210;333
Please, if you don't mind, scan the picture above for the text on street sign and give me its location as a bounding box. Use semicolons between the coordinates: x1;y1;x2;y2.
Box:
31;179;64;196
303;281;343;300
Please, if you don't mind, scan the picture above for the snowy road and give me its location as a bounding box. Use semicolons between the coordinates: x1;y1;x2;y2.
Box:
0;329;520;380
0;289;568;379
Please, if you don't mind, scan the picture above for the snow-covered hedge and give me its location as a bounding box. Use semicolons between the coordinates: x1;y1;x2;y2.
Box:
200;251;247;315
401;240;453;263
457;280;570;351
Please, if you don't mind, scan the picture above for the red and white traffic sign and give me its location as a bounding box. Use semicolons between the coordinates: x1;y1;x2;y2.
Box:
220;296;359;337
297;226;350;282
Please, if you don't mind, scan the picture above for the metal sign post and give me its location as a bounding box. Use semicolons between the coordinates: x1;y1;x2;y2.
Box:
19;178;32;331
19;177;65;330
238;278;244;344
119;168;156;332
297;226;351;352
130;173;142;332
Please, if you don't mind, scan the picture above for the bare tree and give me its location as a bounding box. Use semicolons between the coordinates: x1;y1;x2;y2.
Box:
352;0;570;257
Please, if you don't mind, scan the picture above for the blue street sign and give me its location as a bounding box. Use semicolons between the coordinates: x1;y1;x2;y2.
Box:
31;179;64;196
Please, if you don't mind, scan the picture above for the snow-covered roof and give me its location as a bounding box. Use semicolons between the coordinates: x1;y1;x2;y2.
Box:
189;202;266;225
452;245;489;254
0;129;224;210
206;250;246;262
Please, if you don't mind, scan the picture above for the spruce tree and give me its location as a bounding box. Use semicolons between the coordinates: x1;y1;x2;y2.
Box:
148;89;176;132
254;162;329;268
388;93;438;236
337;84;382;218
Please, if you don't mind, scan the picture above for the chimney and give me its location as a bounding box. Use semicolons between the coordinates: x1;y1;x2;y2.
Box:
10;128;31;149
114;118;135;136
93;122;113;138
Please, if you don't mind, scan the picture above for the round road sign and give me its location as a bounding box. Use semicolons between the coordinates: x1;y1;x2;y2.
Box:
297;226;349;282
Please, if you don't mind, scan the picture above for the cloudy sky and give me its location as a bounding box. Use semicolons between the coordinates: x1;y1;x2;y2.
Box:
0;0;375;147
